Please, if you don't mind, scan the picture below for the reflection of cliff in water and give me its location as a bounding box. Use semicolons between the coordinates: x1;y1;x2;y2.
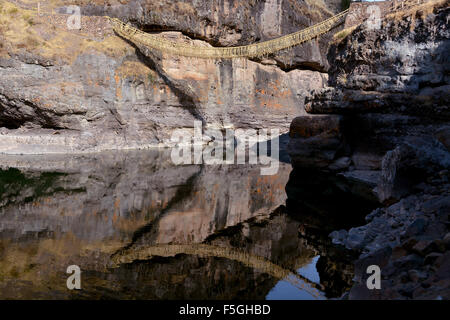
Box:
0;150;372;299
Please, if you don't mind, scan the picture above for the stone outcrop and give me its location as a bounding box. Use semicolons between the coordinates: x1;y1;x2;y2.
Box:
288;114;345;168
289;3;450;203
287;2;450;299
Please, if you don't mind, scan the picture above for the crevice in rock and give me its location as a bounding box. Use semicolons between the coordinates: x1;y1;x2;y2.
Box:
418;80;447;90
0;95;68;131
276;60;327;73
22;99;66;130
140;24;231;48
0;120;24;130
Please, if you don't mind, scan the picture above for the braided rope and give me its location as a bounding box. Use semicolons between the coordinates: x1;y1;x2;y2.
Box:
109;9;349;59
109;0;435;59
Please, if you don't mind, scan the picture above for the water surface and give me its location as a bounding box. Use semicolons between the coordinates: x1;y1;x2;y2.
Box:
0;150;360;299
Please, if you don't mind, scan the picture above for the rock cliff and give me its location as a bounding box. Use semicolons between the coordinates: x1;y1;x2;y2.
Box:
288;1;450;299
0;0;339;154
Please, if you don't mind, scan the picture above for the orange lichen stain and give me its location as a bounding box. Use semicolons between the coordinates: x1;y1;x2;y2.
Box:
256;83;292;107
114;198;120;209
259;98;284;110
167;70;209;81
112;198;120;223
116;87;122;100
114;74;122;99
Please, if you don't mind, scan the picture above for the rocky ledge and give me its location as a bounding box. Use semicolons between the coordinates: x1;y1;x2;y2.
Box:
288;2;450;299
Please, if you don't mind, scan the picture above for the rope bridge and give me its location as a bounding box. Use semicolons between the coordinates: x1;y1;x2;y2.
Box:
108;9;349;59
108;0;435;59
8;0;434;59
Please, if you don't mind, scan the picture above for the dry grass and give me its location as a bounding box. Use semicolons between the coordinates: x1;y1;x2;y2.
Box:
0;1;41;56
305;0;335;19
386;0;448;30
331;0;448;44
0;0;134;63
332;25;358;44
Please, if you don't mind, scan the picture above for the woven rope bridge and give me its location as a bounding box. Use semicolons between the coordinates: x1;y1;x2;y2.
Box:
108;9;349;59
108;0;434;59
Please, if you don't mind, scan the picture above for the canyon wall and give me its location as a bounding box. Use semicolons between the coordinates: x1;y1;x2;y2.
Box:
288;2;450;299
0;0;338;154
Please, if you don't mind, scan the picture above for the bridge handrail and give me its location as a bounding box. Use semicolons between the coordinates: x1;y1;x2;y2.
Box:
109;9;349;59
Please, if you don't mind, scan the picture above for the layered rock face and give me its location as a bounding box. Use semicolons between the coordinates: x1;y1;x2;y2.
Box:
289;3;449;201
79;0;336;70
288;2;450;299
0;0;336;154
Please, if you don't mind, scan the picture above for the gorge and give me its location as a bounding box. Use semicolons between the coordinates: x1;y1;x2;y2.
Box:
0;0;449;300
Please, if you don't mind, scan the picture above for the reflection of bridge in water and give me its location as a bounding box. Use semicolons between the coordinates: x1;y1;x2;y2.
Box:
112;243;325;299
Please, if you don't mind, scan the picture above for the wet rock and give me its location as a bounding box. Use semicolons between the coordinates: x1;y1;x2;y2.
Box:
351;152;382;171
412;240;437;257
408;269;428;283
329;157;352;171
331;186;450;299
393;254;424;270
377;145;416;203
424;253;444;266
403;218;428;239
330;229;348;246
435;126;450;151
338;170;380;202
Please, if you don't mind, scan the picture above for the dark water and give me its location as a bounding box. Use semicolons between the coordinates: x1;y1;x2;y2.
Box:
0;150;374;299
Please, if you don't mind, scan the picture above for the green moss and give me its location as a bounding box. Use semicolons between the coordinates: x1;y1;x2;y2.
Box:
0;168;84;207
147;71;157;84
